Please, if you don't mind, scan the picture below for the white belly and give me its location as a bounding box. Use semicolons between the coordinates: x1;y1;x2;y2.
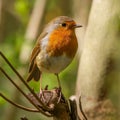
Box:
36;51;72;74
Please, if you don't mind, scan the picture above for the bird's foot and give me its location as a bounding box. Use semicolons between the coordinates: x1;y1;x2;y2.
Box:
56;87;62;104
39;85;52;105
39;88;47;104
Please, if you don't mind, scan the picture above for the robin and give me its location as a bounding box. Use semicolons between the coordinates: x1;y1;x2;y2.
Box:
27;16;82;90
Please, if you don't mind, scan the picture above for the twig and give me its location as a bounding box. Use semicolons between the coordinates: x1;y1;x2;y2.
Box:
0;51;52;112
0;51;52;117
0;67;51;117
79;96;87;120
0;93;39;112
0;51;88;120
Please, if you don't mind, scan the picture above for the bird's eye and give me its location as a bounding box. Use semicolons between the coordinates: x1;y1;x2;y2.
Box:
61;23;67;27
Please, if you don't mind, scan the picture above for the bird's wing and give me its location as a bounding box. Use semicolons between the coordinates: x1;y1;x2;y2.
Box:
27;32;48;82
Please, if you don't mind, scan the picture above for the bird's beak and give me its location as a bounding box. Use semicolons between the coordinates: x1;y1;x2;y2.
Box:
74;24;82;28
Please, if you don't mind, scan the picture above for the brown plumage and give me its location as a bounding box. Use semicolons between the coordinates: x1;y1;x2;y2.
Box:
26;16;82;87
27;32;47;82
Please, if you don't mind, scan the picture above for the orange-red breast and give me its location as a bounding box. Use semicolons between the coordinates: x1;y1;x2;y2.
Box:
27;16;82;88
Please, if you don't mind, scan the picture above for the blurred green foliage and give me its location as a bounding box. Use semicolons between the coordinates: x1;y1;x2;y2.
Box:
0;0;34;68
0;0;77;120
15;0;31;22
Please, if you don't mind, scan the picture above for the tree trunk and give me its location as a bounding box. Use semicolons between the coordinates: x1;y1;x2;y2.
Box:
19;0;47;64
76;0;120;119
73;0;92;54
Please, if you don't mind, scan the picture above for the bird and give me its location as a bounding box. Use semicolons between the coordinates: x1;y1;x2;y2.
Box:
26;16;82;90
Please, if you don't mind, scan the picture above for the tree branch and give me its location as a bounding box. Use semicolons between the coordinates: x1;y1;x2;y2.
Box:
0;51;87;120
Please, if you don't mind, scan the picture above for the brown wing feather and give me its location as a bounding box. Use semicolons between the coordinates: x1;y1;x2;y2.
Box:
27;32;48;82
29;43;40;72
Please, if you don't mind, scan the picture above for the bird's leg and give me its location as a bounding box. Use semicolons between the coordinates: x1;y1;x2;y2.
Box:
39;75;42;93
55;73;62;103
39;77;42;97
39;76;46;104
55;73;61;89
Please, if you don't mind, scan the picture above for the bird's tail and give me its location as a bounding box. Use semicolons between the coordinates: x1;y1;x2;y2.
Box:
26;64;41;82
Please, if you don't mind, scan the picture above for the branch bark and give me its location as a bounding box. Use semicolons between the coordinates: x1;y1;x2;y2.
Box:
0;51;87;120
27;89;84;120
